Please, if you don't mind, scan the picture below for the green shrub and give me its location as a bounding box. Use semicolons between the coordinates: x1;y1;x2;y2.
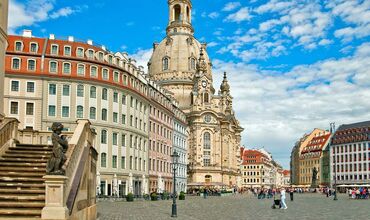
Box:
126;193;134;202
162;192;169;200
151;193;158;201
179;191;185;200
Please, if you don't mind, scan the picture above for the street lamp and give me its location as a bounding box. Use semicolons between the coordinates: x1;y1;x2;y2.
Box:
171;150;180;218
330;122;338;201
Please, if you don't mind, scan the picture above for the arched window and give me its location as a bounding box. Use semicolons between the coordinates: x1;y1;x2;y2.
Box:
90;66;97;77
205;175;212;184
90;107;96;119
12;58;21;70
101;109;107;121
101;130;107;144
76;106;84;118
102;68;109;80
203;93;209;103
190;57;196;70
162;57;169;71
204;132;211;150
187;6;190;22
90;86;96;98
27;60;36;71
15;41;23;51
174;5;181;21
101;153;107;167
203;132;211;166
77;85;84;97
30;43;38;53
49;61;57;73
102;88;108;100
77;64;85;76
63;62;71;74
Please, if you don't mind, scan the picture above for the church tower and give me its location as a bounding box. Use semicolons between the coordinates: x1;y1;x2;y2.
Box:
148;0;244;188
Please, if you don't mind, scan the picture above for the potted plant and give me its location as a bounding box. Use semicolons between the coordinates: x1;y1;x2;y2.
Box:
179;191;185;200
150;193;158;201
126;193;134;202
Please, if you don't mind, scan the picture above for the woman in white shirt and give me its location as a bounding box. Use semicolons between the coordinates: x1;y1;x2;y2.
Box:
280;188;288;209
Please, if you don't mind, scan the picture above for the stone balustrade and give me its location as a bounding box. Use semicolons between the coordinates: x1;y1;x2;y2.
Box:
18;129;73;145
0;116;19;155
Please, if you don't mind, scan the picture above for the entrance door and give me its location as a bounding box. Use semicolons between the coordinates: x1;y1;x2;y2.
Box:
119;183;126;197
108;184;111;196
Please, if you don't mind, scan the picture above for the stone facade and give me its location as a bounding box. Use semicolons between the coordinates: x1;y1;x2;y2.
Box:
148;0;243;187
0;0;8;115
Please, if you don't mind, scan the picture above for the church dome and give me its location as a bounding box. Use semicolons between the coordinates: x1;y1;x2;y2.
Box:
148;34;212;84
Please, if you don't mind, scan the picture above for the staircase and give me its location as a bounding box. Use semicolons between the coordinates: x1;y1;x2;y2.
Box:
0;143;52;219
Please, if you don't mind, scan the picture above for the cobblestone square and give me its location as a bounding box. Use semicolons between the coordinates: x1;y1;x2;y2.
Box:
97;194;369;220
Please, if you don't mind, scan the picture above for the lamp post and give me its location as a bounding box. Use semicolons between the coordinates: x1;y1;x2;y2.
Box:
330;122;338;201
171;150;180;218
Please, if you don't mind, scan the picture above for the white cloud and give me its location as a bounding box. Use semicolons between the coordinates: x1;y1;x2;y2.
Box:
8;0;84;34
222;2;241;12
130;48;153;73
208;12;220;19
212;43;370;167
224;7;252;23
207;42;219;47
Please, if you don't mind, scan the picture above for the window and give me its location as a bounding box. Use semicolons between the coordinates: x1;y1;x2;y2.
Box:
112;156;117;168
90;86;96;98
90;66;97;77
12;58;20;70
49;61;57;73
51;45;58;55
121;134;126;147
30;43;37;53
204;132;211;149
64;46;71;56
26;103;34;115
121;156;126;169
113;133;118;145
190;57;196;70
203;132;211;166
48;105;56;116
87;49;94;59
130;97;134;107
90;107;96;119
76;48;84;57
27;60;36;71
101;130;107;144
10;102;18;114
101;109;107;121
163;57;169;70
102;69;109;80
63;63;71;74
113;92;118;103
98;52;104;61
102;88;108;100
122;114;126;124
77;85;84;97
101;153;107;167
113;112;118;123
62;85;70;96
108;55;113;64
11;81;19;92
114;72;119;82
76;106;83;118
122;94;126;105
27;82;35;93
62;106;70;117
130;156;133;170
204;93;209;103
15;41;23;51
77;64;85;75
49;84;56;95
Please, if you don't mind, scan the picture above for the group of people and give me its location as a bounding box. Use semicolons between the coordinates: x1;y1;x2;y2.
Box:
348;188;369;199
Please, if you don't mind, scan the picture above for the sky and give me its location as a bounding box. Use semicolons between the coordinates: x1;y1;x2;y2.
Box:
8;0;370;169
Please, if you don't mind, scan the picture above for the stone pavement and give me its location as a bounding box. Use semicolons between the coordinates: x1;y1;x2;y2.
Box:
97;194;370;220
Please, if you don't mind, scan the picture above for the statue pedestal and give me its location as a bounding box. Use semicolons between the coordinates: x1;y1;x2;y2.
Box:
41;175;69;220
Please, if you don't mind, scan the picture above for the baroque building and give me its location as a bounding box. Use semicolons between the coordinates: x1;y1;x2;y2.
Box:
148;0;243;186
0;0;8;115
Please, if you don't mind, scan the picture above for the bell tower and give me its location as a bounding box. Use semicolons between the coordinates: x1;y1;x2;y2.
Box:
167;0;194;35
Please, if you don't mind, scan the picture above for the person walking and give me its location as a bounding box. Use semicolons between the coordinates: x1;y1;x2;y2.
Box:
289;188;294;201
280;188;288;210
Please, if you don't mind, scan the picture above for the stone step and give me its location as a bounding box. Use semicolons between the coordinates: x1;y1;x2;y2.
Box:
0;194;45;201
5;150;51;155
0;162;46;167
0;177;44;183
2;154;50;159
10;147;52;152
0;202;44;208
0;189;44;195
0;158;48;163
0;172;45;178
0;167;45;172
0;183;44;189
0;217;40;220
0;209;41;217
16;144;51;148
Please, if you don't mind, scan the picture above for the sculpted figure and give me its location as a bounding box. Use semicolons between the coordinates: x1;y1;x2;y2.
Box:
46;122;68;175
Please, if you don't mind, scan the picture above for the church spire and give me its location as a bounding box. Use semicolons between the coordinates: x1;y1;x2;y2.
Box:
166;0;194;35
220;72;230;93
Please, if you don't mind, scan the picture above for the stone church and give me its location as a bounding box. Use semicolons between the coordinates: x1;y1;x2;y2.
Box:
148;0;244;187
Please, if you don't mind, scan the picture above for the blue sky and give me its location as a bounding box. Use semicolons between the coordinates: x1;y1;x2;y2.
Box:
8;0;370;168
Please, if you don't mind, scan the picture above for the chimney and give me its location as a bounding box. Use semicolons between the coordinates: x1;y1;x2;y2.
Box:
87;39;93;45
68;36;74;42
22;30;32;38
49;34;55;40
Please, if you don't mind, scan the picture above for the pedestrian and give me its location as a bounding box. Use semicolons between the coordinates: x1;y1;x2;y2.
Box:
289;188;294;201
280;188;288;210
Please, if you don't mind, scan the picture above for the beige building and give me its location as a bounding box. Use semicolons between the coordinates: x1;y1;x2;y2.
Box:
148;0;243;187
0;0;8;115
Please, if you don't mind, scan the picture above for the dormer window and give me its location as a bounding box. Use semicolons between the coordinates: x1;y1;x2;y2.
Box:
30;43;38;53
77;48;84;57
64;46;71;56
15;41;23;51
51;45;58;55
162;57;169;71
98;52;104;61
87;49;94;59
108;55;113;64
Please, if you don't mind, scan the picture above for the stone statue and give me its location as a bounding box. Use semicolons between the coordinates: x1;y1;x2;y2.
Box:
311;167;318;188
46;122;68;175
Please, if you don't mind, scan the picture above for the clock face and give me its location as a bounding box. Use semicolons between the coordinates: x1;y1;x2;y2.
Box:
204;114;212;123
202;80;207;88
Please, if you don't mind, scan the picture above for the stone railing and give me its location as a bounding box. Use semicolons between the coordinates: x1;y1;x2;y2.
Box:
42;120;98;220
18;129;73;145
0;117;19;156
